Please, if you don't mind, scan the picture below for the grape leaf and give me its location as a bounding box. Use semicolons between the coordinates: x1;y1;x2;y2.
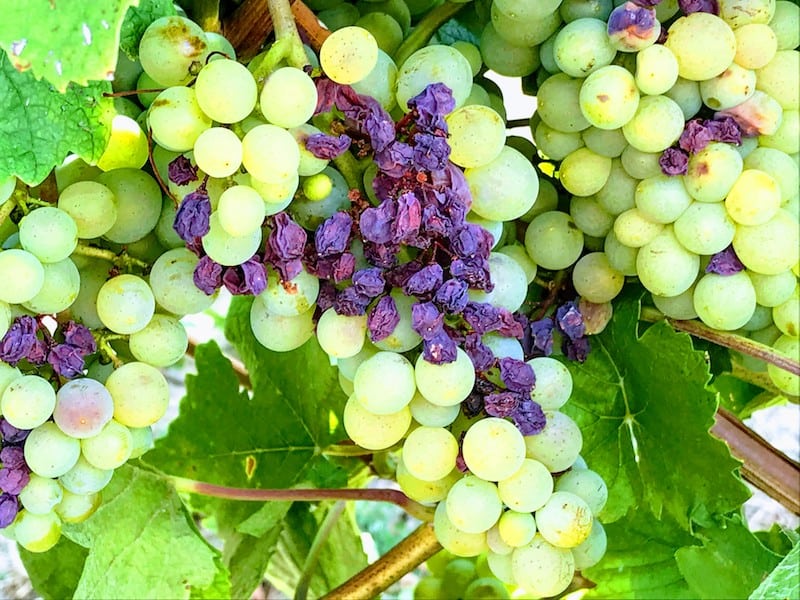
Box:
61;465;220;599
19;537;88;600
755;523;798;556
750;542;800;600
266;503;368;597
225;526;286;599
676;518;782;599
562;291;751;528
191;557;232;599
119;0;177;59
0;0;136;91
0;53;113;185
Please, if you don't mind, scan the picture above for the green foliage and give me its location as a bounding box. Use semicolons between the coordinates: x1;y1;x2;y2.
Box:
19;538;88;600
562;291;751;527
0;0;136;91
119;0;177;58
0;53;113;185
750;542;800;600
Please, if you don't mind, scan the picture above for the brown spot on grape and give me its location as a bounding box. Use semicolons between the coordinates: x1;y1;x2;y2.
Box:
281;281;299;294
597;94;610;102
695;161;709;175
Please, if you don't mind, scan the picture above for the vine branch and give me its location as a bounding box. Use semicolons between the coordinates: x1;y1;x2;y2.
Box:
393;2;468;67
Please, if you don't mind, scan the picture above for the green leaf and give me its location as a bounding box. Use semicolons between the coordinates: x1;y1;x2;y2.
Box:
0;0;135;91
562;291;751;527
225;526;285;599
191;557;232;599
750;542;800;600
62;465;219;599
676;518;782;599
19;537;88;600
584;510;696;599
755;523;798;556
266;503;368;598
237;501;293;537
0;53;113;185
119;0;177;59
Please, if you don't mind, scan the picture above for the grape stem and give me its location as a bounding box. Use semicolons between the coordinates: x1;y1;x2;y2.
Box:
295;500;346;600
0;197;15;229
266;0;308;70
393;2;468;67
169;476;435;521
640;306;800;376
72;243;150;271
146;127;180;206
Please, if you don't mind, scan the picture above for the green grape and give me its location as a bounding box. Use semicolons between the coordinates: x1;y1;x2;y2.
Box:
129;425;155;459
520;178;559;223
579;65;639;129
355;13;403;55
571;252;624;303
536;491;593;548
354;351;416;414
487;523;514;555
559;147;612;196
770;2;799;50
635;43;679;95
12;510;62;553
81;419;134;470
402;426;459;481
498;458;554;512
150;248;217;316
479;22;540;77
290;125;330;177
413;576;443;600
693;272;757;330
498;510;537;548
343;394;410;450
759;109;800;154
452;41;482;77
321;26;379;85
528;357;573;410
622;95;685;153
767;335;800;396
241;124;301;184
620;144;662;179
202;212;262;266
490;4;561;47
138;16;209;87
106;362;169;428
59;456;113;495
96;274;155;335
351;49;399;111
135;70;161;109
57;181;117;239
614;207;663;248
53;378;114;439
497;243;537;285
635;175;692;224
18;207;77;264
665;13;736;81
512;534;575;596
725;169;782;226
441;558;478;599
536;73;590;132
290;166;349;229
524;411;583;473
67;257;110;329
194;58;257;123
215;185;266;238
482;333;524;361
637;226;699;296
55;489;100;524
317;309;368;360
414;348;475;407
494;0;563;21
720;0;775;27
96;114;149;172
259;265;319;317
250;299;315;352
396;459;461;504
582;126;628;158
673;202;736;255
408;391;460;427
570;195;614;237
24;422;81;478
749;271;796;307
396;45;473;110
555;468;608;515
0;301;11;340
337;343;379;381
685;143;744;203
447;106;506;169
742;305;773;332
303;173;332;202
733;209;799;275
339;372;354;396
596;158;638;215
463;83;492;109
524;211;584;270
533;121;584;161
193;127;243;179
464;577;510;600
1;375;56;430
652;285;698;320
23;258;80;315
129;314;189;367
772;287;799;336
0;174;15;205
463;417;526;481
553;18;616;77
700;63;757;111
205;31;236;60
571;519;607;570
260;67;318;129
446;476;503;534
468;252;529;312
95;168;162;244
318;3;359;31
148;87;212;152
19;474;63;515
486;550;515;583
